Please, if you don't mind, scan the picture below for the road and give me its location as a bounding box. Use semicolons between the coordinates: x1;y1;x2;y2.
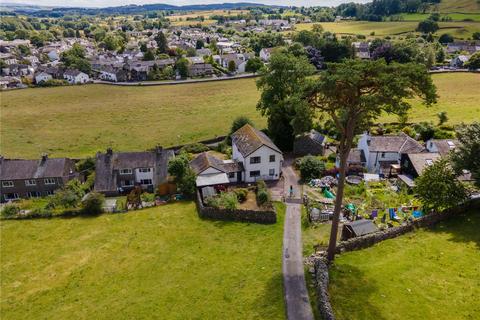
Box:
282;159;314;320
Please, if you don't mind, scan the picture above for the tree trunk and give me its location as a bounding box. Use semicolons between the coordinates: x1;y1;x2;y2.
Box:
326;148;349;261
327;125;355;261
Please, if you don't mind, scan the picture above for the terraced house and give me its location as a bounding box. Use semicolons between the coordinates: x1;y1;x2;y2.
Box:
94;147;174;196
0;155;77;202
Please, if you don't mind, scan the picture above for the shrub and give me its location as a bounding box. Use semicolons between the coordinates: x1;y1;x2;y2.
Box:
299;155;326;181
257;190;270;206
433;129;455;139
257;179;267;192
180;143;209;154
233;188;248;202
141;192;155;202
205;196;221;208
1;204;20;218
38;79;69;87
81;192;104;215
220;192;238;210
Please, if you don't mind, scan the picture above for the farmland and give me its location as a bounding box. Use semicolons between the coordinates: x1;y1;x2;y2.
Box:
1;73;479;159
294;21;480;39
329;209;480;320
0;202;286;320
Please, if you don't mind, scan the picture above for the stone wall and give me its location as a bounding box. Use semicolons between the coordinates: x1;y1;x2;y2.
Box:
195;190;277;224
311;198;480;320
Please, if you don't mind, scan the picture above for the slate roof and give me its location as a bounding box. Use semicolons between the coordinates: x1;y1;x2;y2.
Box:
406;152;441;176
430;139;459;156
368;133;424;153
0;156;75;180
231;124;282;157
64;69;83;77
94;148;174;193
347;148;366;164
190;152;242;175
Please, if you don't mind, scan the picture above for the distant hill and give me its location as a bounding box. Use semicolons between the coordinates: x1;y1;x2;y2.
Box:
5;2;284;16
431;0;480;13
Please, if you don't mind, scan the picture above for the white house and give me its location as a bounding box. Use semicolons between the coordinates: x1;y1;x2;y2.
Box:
259;48;275;62
190;152;243;188
426;139;458;156
357;132;424;174
35;72;52;84
450;55;469;68
231;124;283;182
63;70;89;84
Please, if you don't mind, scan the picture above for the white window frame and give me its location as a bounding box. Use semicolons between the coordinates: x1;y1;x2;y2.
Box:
269;169;275;176
139;168;152;173
249;171;260;178
4;193;19;200
250;156;261;164
27;191;41;198
25;179;36;186
2;181;14;188
120;168;132;175
45;190;54;196
269;155;276;162
44;178;56;185
140;179;153;185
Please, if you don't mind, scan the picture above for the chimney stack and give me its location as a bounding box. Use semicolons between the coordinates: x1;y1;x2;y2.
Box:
106;148;113;156
155;145;163;154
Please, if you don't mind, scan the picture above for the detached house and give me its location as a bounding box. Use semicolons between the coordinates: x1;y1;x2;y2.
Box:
0;155;77;202
426;139;458;156
94;147;174;196
231;124;283;182
63;70;89;84
259;48;275;62
357;132;424;175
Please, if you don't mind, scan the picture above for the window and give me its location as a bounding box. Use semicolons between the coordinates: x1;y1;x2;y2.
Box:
250;156;261;164
122;180;134;187
269;169;275;176
45;190;54;196
381;152;386;158
4;193;19;200
249;171;260;178
27;191;41;198
269;155;276;162
228;172;235;178
25;179;36;186
140;179;152;185
44;178;56;185
120;169;132;175
2;181;14;187
139;168;151;173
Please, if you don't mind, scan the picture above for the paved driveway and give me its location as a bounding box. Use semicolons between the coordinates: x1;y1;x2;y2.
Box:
282;158;314;320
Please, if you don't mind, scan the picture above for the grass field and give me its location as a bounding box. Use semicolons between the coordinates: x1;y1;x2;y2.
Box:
0;202;286;319
329;209;480;320
294;21;480;39
400;13;480;22
434;0;480;13
1;73;478;159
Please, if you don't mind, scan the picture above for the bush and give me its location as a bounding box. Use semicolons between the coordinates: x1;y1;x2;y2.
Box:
299;155;326;181
205;196;221;208
37;79;69;87
233;188;248;202
1;204;20;218
257;190;270;206
180;143;209;154
220;192;238;210
81;192;104;215
257;179;267;192
141;192;155;202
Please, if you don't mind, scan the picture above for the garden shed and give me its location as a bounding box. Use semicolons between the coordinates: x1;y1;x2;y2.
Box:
341;219;378;240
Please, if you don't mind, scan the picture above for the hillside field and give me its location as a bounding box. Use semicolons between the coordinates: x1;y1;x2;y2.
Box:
294;21;480;39
329;209;480;319
1;73;479;159
0;202;286;320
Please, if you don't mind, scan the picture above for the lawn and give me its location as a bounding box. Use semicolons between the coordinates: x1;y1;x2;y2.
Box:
0;201;286;319
329;209;480;320
400;13;480;22
1;73;478;159
294;21;480;38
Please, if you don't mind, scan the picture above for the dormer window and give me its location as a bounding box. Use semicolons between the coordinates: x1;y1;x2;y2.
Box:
120;169;132;175
139;168;152;173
